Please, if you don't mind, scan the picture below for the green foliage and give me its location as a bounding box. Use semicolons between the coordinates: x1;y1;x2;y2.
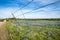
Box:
6;19;60;40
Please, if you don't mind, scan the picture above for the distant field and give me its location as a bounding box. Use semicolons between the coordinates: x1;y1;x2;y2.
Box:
0;18;60;40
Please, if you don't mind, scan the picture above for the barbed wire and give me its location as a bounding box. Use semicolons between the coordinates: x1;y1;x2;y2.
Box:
21;0;59;15
13;0;33;14
11;0;34;18
11;0;59;18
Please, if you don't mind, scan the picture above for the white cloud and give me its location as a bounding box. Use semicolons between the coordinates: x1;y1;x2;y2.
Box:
0;6;60;18
34;0;58;4
0;0;60;18
0;7;33;18
0;7;17;18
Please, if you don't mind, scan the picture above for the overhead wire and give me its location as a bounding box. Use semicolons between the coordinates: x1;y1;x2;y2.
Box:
21;0;59;15
13;0;34;14
15;0;34;27
11;0;33;18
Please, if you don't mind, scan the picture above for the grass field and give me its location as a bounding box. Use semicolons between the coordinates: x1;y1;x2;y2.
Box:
1;18;60;40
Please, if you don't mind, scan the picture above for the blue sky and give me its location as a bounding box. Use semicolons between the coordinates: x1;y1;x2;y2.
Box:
0;0;60;18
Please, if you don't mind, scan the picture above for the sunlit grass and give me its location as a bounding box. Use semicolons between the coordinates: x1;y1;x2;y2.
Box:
6;19;60;40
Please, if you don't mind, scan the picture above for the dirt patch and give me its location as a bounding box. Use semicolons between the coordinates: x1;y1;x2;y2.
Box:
0;20;8;40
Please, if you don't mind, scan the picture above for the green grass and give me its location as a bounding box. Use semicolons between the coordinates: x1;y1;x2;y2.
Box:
6;19;60;40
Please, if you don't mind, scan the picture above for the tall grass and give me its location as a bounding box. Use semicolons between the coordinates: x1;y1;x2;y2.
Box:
6;19;60;40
